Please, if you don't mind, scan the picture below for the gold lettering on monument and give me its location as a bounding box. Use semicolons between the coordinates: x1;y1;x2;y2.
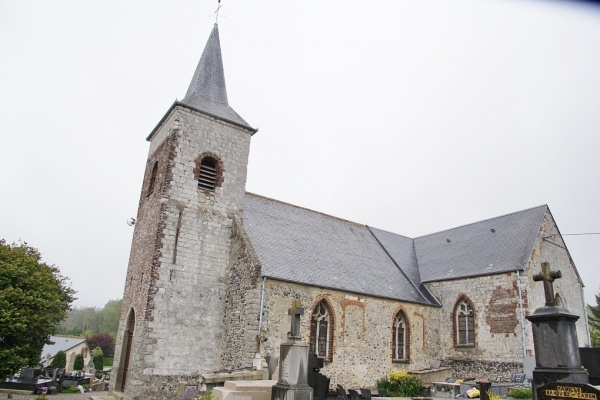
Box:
545;386;597;400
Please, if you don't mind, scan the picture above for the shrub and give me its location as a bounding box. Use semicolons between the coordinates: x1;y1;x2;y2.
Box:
50;350;66;369
73;353;84;371
376;377;396;394
92;347;104;371
507;388;533;399
62;387;81;394
34;395;47;400
377;370;423;397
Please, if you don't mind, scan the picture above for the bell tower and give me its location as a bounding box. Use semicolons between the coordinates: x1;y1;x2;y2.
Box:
112;24;257;399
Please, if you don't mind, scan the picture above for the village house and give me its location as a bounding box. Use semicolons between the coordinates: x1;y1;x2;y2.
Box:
110;24;590;400
40;336;93;373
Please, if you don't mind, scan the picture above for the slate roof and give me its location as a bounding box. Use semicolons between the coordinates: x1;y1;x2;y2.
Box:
147;24;255;141
180;24;254;131
414;205;547;282
242;193;549;306
40;336;87;363
243;194;430;304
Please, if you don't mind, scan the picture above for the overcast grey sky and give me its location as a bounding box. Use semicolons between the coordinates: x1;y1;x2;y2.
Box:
1;0;599;309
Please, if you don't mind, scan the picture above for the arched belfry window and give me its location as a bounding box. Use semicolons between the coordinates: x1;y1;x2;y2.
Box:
454;297;475;346
147;161;158;195
198;157;218;190
310;300;333;360
392;310;409;361
194;153;223;192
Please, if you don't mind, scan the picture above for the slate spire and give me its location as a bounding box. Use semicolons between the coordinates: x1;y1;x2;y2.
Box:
180;24;254;131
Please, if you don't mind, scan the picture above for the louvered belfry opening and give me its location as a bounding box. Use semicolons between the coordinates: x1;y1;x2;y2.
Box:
198;157;218;190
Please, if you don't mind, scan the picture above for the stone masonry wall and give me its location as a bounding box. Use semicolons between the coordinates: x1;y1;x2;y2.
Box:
220;216;263;370
426;272;525;363
442;360;524;382
113;106;254;400
261;280;442;389
112;126;178;393
524;209;590;350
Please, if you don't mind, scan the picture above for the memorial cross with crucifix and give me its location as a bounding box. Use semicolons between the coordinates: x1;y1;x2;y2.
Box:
533;262;562;307
288;300;304;341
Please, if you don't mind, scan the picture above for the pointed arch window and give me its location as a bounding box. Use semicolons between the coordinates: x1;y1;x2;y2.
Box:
198;157;218;190
454;298;475;346
392;311;409;362
310;300;333;360
147;161;158;195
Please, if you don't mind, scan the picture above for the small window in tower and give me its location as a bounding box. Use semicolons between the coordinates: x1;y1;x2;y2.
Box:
198;157;218;190
147;161;158;195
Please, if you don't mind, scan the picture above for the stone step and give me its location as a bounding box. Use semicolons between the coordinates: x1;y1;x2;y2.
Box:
223;380;277;391
213;380;277;400
89;395;116;400
90;390;131;400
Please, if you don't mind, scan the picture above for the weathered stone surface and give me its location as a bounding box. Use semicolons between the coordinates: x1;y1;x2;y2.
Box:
112;106;255;400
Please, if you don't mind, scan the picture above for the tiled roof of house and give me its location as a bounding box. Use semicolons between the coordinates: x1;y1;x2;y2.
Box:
242;193;548;306
40;336;87;363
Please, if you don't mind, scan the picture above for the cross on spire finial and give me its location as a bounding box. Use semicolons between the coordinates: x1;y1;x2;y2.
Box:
288;300;304;341
215;0;222;24
533;262;562;306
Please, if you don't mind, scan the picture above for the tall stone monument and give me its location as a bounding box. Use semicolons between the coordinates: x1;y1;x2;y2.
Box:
271;300;314;400
527;262;588;400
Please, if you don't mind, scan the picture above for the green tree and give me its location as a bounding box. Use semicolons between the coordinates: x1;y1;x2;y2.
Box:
73;353;84;371
56;299;121;339
0;240;76;379
50;350;66;369
589;289;600;347
101;299;122;337
92;347;104;371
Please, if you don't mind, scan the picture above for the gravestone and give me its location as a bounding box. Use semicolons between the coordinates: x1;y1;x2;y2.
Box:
307;353;330;399
0;367;53;393
537;382;600;400
271;300;313;400
527;262;589;400
265;355;279;380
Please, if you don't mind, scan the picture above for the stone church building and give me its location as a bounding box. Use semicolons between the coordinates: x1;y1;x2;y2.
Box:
111;24;591;399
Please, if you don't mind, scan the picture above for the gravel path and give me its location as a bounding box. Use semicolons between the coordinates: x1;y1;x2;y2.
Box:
0;391;103;400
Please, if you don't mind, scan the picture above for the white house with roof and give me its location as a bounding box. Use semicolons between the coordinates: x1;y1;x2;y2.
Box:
40;336;92;373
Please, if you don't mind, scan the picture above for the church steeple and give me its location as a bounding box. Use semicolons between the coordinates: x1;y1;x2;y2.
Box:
114;20;256;400
179;24;254;131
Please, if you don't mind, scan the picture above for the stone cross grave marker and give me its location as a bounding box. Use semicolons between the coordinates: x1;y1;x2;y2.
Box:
533;262;562;306
288;300;304;340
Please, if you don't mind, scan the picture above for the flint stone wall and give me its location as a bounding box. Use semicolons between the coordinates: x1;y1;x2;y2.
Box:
261;280;442;389
426;272;525;363
442;359;524;382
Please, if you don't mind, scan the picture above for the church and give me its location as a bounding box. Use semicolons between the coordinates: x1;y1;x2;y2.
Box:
111;24;590;400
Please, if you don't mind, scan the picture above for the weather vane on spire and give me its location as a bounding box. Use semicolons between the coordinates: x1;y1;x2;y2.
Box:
215;0;222;24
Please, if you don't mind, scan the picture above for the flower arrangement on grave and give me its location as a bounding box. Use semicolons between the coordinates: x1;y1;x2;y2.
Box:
376;369;423;397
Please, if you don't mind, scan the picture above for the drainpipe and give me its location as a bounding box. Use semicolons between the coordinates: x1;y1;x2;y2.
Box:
516;270;527;361
581;284;592;346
